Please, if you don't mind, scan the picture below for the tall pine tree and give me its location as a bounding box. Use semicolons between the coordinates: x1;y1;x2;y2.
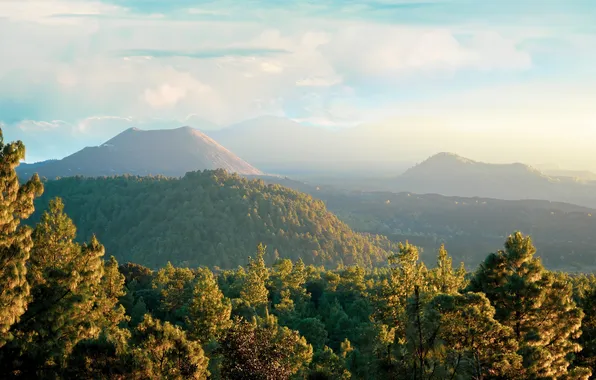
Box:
187;267;232;343
468;232;590;378
2;198;106;376
0;130;43;347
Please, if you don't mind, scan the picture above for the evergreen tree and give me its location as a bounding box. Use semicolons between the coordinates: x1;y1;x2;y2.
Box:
468;232;589;378
240;243;270;310
94;256;129;339
187;267;232;343
130;315;209;379
0;130;43;347
64;334;129;379
427;291;523;379
429;244;466;294
309;346;352;379
372;241;428;364
219;313;313;379
1;199;106;376
153;262;195;323
130;297;148;328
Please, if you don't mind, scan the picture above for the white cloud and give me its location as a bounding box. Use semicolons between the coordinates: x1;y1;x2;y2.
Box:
260;61;283;73
323;26;532;80
144;84;188;108
0;0;121;24
295;75;342;87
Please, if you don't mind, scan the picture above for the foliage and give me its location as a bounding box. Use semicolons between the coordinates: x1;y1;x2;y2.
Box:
1;137;595;379
468;232;589;378
0;129;43;347
219;313;313;379
187;267;232;343
130;315;209;379
32;170;393;269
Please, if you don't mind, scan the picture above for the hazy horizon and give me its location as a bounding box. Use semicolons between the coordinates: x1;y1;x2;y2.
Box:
2;0;596;171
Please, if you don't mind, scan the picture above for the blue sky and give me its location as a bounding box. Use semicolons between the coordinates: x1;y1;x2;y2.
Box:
1;0;595;166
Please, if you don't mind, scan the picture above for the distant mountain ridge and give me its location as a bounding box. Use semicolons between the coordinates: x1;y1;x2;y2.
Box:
391;152;596;207
18;126;262;180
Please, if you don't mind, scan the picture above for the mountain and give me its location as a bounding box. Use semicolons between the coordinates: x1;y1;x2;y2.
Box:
282;152;596;209
17;126;262;179
30;170;391;269
393;152;557;199
384;152;596;208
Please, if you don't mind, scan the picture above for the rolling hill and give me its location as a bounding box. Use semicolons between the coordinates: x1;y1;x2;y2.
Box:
255;175;596;271
30;170;391;269
17;126;262;180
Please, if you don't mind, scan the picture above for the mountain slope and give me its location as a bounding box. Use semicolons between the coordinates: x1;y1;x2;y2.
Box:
31;170;391;269
255;175;596;271
392;152;563;200
18;126;262;180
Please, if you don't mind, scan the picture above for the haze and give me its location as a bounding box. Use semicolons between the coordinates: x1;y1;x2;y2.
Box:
2;0;596;172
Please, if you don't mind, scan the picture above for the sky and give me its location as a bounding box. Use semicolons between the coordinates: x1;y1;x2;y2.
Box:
1;0;596;169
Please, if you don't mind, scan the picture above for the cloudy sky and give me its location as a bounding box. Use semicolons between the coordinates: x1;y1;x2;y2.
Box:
1;0;596;167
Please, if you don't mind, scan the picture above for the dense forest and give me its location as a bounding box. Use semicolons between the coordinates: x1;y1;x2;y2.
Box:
2;131;596;379
31;172;392;269
263;177;596;271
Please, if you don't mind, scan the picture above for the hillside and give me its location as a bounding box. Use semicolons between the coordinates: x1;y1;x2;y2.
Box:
395;152;556;197
30;170;391;269
17;126;262;180
255;175;596;270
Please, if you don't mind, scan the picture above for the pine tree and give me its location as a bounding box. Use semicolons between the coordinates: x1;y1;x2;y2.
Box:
427;291;523;379
93;256;129;339
0;130;43;347
309;346;352;379
1;199;106;375
429;244;466;294
373;242;428;341
130;297;148;328
468;232;590;378
219;313;313;379
187;267;232;343
131;315;209;379
153;262;195;323
240;243;270;310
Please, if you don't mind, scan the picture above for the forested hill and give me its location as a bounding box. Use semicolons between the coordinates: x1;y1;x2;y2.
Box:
30;169;391;269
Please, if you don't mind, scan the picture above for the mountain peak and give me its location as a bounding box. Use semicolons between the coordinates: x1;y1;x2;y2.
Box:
425;152;475;164
18;126;262;179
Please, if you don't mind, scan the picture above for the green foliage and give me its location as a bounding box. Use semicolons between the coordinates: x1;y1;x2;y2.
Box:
32;170;392;268
309;346;352;379
219;313;313;379
0;129;43;347
1;199;107;375
130;315;209;379
425;291;523;379
428;244;467;294
187;267;232;343
1;139;596;379
468;232;589;379
240;243;270;311
153;262;196;324
304;186;596;270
